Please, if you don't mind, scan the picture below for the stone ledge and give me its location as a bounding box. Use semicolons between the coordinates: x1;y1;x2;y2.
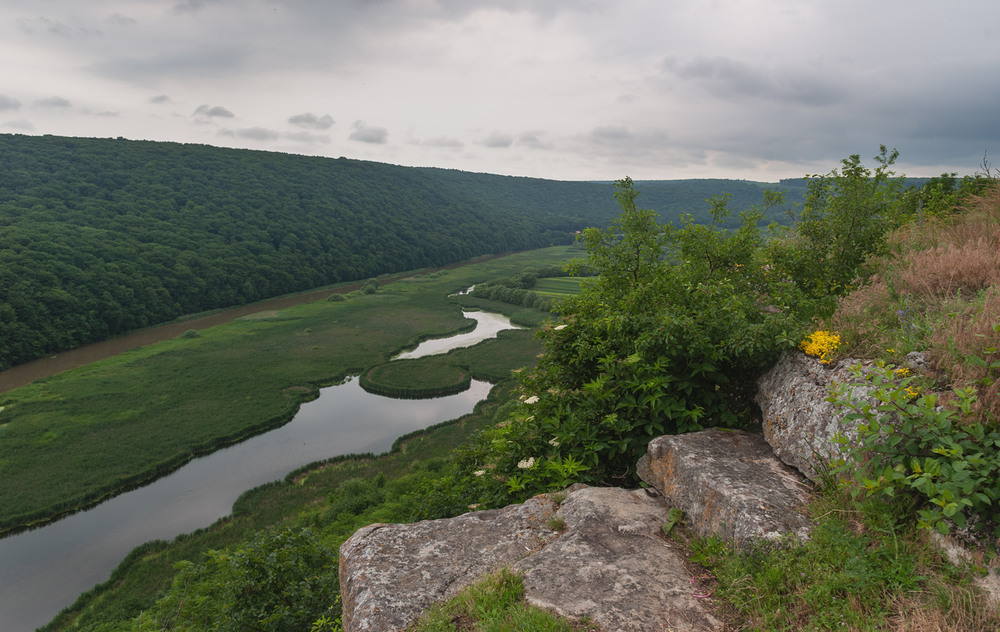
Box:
339;486;723;632
637;428;813;548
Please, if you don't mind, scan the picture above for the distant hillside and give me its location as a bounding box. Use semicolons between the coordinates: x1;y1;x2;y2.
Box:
0;133;804;369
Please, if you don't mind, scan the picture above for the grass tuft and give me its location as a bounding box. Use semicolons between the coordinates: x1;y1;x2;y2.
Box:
408;568;599;632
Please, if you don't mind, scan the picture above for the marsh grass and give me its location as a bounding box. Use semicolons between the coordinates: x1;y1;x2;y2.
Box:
41;372;520;632
533;276;592;299
0;247;569;534
361;359;472;398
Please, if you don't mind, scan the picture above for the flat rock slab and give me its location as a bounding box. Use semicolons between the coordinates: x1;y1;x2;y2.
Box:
517;486;722;632
637;429;813;548
339;486;723;632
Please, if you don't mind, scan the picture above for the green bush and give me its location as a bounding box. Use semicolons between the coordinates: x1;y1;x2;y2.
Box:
472;178;805;493
135;527;339;632
831;363;1000;537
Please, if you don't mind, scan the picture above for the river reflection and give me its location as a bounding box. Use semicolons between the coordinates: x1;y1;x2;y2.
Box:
0;311;514;632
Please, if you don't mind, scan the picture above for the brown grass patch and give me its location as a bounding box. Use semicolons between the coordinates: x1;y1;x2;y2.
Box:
886;579;1000;632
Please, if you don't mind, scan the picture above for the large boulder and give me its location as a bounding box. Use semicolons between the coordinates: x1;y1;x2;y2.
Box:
339;486;723;632
755;352;877;481
338;492;561;632
517;486;722;632
637;428;813;548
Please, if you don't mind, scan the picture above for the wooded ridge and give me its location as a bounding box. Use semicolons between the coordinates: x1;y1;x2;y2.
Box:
0;133;804;370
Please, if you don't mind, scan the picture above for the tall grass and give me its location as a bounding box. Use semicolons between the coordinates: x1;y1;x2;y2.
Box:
825;183;1000;418
0;247;569;534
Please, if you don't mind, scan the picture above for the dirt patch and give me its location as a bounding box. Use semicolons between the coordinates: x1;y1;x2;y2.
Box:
240;310;281;320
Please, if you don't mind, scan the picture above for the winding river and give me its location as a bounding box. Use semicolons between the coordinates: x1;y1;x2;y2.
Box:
0;311;518;632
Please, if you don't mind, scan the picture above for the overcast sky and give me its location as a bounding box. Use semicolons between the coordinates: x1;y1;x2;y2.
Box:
1;0;997;181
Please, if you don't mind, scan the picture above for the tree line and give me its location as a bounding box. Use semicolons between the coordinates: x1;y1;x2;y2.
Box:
0;134;808;370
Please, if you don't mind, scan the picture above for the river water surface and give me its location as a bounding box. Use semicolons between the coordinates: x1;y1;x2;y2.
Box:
0;311;517;632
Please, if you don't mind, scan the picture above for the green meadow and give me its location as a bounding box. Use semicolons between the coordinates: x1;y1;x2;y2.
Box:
0;247;572;535
533;275;592;299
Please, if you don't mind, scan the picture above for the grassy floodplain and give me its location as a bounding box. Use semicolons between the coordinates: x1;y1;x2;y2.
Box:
0;246;573;535
533;275;593;299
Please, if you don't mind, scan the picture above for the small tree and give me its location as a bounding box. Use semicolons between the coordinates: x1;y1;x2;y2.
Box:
769;146;904;310
484;178;803;491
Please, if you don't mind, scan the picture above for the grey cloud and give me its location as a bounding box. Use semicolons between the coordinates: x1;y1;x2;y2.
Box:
174;0;215;13
349;121;388;144
289;113;335;130
91;49;248;85
0;95;21;111
663;56;843;106
2;118;33;130
481;132;514;148
149;95;172;104
17;16;102;38
417;136;464;149
590;126;631;142
194;105;235;118
519;132;553;150
219;127;280;141
35;96;72;108
107;14;137;27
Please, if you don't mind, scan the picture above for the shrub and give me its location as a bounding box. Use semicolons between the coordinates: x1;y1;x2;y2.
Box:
831;363;1000;537
474;178;806;493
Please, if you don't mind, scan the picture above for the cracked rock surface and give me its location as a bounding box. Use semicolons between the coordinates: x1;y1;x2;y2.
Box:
339;486;722;632
637;428;813;548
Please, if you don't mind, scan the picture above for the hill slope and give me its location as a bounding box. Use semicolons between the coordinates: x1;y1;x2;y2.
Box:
0;134;803;369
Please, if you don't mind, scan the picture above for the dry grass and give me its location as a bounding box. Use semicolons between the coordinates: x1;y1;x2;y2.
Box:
825;182;1000;419
887;580;1000;632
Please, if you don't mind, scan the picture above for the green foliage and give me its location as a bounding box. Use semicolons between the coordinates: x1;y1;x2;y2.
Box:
0;134;805;371
475;177;805;492
134;528;339;632
695;500;925;632
470;265;574;312
831;364;1000;537
768;146;906;311
0;248;554;534
903;171;993;217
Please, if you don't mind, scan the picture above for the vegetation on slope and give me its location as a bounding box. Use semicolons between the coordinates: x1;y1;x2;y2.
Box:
0;133;809;370
31;148;1000;631
0;248;565;534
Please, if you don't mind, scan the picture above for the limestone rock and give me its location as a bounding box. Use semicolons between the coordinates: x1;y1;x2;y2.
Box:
516;487;722;632
339;486;723;632
755;351;877;481
637;428;812;547
338;493;560;632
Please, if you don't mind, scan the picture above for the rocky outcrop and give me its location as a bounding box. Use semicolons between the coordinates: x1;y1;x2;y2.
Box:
339;486;723;632
339;492;561;632
340;350;998;630
637;428;813;547
755;352;877;481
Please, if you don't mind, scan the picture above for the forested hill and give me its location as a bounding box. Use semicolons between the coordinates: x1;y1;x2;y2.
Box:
0;133;805;370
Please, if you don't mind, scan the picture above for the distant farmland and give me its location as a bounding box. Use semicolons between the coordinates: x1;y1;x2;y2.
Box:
534;276;592;299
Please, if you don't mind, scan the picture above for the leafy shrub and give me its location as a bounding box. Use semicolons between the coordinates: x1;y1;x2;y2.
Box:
766;145;906;313
135;527;339;632
468;178;809;493
831;364;1000;537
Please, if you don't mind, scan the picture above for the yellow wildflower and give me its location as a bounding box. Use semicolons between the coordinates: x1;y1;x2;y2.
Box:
799;330;841;364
